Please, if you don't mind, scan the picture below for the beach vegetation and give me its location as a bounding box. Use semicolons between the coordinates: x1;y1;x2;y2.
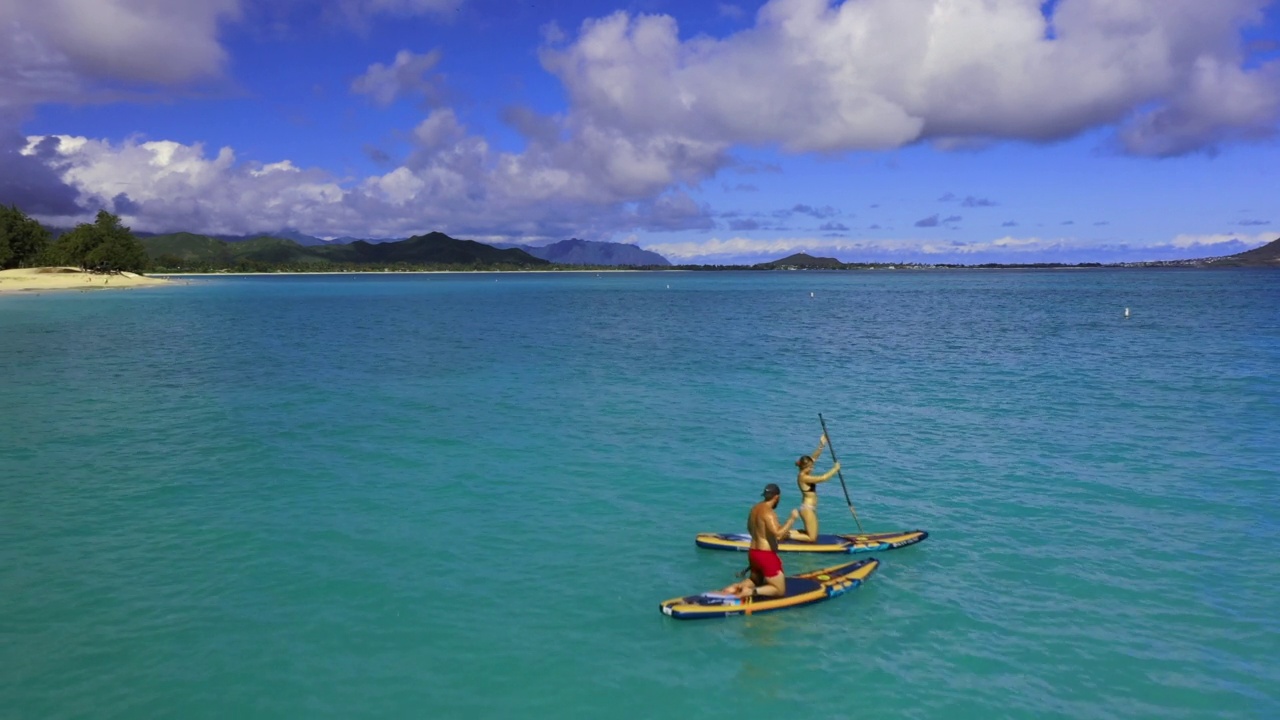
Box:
45;210;150;273
0;205;53;269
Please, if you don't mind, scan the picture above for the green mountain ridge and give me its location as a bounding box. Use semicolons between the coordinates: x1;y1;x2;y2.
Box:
143;231;549;268
1205;236;1280;267
755;252;845;269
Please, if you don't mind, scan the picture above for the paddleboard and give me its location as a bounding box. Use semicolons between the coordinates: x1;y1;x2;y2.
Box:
695;529;927;553
659;557;879;619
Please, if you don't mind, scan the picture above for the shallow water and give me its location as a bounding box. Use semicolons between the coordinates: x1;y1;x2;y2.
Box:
2;269;1277;719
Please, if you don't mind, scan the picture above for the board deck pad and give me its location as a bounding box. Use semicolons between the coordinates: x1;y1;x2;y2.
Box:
695;529;927;553
659;557;879;619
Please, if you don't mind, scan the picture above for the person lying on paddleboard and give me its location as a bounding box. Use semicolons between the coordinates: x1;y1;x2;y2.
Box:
789;435;842;542
719;483;800;599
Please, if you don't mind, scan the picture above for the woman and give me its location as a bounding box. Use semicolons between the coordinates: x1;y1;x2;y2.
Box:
788;435;841;542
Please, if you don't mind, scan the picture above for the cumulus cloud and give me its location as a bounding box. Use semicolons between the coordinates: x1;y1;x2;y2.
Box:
351;49;445;107
19;105;724;239
541;0;1280;156
7;0;1279;247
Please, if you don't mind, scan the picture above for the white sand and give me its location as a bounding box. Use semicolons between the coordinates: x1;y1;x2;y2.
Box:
0;267;172;294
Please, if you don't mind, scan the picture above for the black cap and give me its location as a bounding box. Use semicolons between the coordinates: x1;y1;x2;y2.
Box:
761;483;781;499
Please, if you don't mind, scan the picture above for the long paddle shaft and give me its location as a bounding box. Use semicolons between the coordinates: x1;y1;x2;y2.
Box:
818;413;864;532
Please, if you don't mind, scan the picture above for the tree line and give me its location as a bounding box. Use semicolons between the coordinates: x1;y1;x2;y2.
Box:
1;206;149;273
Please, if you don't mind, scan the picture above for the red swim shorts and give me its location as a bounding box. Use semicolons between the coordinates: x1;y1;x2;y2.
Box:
747;549;784;579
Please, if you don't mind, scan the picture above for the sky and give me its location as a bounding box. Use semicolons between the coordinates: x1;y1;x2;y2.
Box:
2;0;1279;265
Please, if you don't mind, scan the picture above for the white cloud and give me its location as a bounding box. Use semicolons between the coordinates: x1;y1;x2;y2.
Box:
541;0;1280;155
20;120;721;239
1168;232;1275;249
642;231;1275;264
351;49;445;106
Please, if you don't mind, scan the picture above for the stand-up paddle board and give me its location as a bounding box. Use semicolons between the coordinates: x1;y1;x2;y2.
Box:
659;557;879;619
695;529;927;553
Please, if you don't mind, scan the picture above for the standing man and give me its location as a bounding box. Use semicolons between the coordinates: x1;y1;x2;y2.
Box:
722;483;801;599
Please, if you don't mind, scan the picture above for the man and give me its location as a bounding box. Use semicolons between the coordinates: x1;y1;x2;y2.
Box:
722;483;801;599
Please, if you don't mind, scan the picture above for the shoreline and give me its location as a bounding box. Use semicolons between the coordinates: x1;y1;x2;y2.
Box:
154;268;665;277
0;267;172;294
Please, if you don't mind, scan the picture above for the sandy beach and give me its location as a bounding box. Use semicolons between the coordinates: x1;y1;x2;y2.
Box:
0;267;171;294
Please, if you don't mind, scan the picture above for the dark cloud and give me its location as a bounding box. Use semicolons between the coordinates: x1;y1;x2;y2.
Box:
501;105;562;145
111;193;141;215
938;192;957;201
868;223;881;229
1094;221;1109;226
1002;221;1018;227
729;218;761;231
363;144;392;164
961;196;997;207
788;203;837;219
1062;220;1075;225
0;132;82;216
1239;219;1271;226
629;191;714;232
943;215;961;223
722;183;758;192
915;214;940;227
819;221;849;232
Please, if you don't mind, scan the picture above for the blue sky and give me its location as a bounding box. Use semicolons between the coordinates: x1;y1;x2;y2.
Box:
2;0;1278;264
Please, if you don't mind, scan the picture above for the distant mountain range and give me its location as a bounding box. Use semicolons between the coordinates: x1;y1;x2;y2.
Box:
137;229;672;266
142;231;547;267
491;238;670;266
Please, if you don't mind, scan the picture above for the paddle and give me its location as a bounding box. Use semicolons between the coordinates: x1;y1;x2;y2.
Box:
818;413;864;533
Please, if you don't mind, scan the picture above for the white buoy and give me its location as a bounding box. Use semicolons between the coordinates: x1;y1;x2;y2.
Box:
810;292;815;298
666;284;670;289
1124;307;1130;318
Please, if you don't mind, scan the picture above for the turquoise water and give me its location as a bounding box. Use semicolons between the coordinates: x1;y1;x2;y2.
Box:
2;270;1277;719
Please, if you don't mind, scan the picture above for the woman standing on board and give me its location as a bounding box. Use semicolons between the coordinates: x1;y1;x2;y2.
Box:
788;435;841;542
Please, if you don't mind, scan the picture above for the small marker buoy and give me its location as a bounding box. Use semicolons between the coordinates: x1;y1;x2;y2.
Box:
666;284;670;289
810;292;814;298
1124;307;1130;318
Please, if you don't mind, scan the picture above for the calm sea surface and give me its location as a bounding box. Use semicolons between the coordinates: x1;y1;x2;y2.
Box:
2;270;1277;719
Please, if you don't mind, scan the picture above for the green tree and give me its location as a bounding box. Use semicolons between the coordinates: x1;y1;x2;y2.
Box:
0;205;52;269
45;210;149;272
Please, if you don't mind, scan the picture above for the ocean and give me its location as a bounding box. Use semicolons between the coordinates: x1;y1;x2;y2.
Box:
2;269;1277;719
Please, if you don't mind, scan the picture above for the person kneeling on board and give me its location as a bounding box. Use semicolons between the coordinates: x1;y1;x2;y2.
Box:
720;483;800;599
789;435;841;543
